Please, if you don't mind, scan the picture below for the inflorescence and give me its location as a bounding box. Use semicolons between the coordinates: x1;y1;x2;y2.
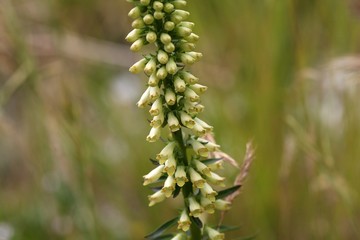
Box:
126;0;231;239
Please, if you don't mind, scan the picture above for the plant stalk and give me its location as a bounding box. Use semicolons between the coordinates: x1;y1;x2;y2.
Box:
172;129;202;239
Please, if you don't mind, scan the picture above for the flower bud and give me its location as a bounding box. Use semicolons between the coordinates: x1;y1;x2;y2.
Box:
176;26;192;37
175;166;188;187
177;210;191;232
156;141;176;164
181;71;198;84
178;21;195;29
149;98;163;116
154;11;165;20
149;86;160;101
174;76;186;93
150;112;164;128
180;53;196;65
164;21;175;31
170;13;183;24
189;83;207;94
146;127;161;142
156;66;168;80
140;0;150;6
146;31;157;43
148;191;166;206
188;197;203;217
200;197;215;214
173;10;190;20
205;226;225;240
157;50;169;64
167;112;180;132
164;155;177;176
172;0;187;9
184;88;200;102
187;51;203;61
143;165;165;185
178;41;195;51
189;139;208;157
164;42;176;53
189;167;205;188
162;175;176;197
130;38;145;52
153;1;163;11
132;18;145;29
166;58;178;74
148;73;160;86
214;199;231;211
200;183;218;202
184;33;200;43
125;29;142;42
193;160;211;176
128;6;141;19
143;14;154;25
137;87;151;108
160;33;172;44
144;58;157;75
165;88;176;106
129;58;148;74
164;3;174;13
180;111;195;129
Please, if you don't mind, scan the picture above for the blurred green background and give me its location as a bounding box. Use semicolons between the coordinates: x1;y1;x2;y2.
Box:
1;0;360;239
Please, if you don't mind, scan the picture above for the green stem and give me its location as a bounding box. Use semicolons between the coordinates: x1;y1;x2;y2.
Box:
172;129;202;239
190;223;202;240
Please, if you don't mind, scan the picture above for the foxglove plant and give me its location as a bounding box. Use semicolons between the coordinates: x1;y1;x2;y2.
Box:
126;0;240;239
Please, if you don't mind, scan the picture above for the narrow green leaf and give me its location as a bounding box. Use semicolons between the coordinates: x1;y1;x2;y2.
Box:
231;233;257;240
145;217;179;239
172;185;181;198
150;158;160;165
190;216;203;229
153;234;175;240
202;158;223;165
217;225;241;233
216;185;241;199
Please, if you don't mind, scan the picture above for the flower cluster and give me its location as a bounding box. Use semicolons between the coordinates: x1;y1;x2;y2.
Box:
126;0;231;239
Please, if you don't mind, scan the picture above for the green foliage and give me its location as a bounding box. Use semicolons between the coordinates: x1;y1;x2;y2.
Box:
145;217;178;239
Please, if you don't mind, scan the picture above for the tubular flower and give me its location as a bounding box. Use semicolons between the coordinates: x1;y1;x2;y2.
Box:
188;167;205;189
205;226;225;240
156;141;177;164
174;165;188;187
162;175;176;197
200;196;215;214
214;199;232;211
148;190;166;207
188;197;203;218
127;0;236;238
177;210;191;232
200;183;218;202
143;165;165;186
